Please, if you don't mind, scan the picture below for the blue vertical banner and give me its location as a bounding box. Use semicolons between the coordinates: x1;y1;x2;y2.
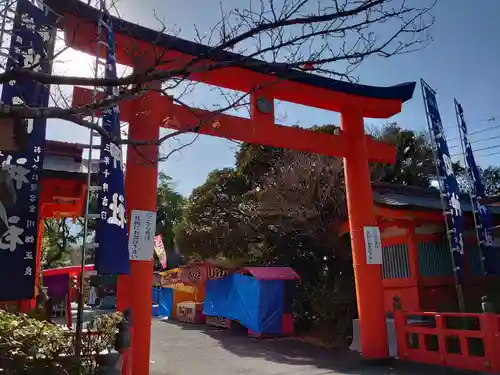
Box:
455;99;494;275
0;0;55;301
421;80;465;281
94;11;130;275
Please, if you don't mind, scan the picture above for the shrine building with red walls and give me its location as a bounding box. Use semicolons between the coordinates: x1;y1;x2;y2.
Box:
338;183;500;313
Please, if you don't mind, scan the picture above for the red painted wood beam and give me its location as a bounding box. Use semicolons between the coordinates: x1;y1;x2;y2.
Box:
43;265;95;277
62;15;404;118
41;203;82;218
375;207;444;222
336;208;445;236
40;178;85;204
72;87;396;164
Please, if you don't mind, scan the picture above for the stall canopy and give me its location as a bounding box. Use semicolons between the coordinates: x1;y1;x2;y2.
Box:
240;267;300;281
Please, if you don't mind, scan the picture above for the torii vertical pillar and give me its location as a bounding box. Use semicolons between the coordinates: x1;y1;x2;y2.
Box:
117;92;160;375
341;109;388;359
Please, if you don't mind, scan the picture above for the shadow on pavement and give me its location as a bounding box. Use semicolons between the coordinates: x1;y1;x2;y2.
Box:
160;320;488;375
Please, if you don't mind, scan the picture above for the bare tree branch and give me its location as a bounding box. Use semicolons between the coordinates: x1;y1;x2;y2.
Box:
0;0;436;156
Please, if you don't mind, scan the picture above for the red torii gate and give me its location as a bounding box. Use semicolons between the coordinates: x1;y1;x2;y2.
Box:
48;1;416;373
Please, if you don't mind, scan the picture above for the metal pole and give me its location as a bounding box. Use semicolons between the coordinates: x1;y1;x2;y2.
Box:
0;0;15;58
74;2;106;360
421;80;465;312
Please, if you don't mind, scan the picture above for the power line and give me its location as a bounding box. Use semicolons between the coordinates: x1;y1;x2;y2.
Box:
476;150;500;158
444;116;497;130
446;131;500;151
468;123;500;136
470;133;500;145
446;118;499;141
451;144;500;157
473;144;500;153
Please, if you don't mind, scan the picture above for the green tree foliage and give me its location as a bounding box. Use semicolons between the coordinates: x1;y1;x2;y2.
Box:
0;309;122;374
173;123;459;343
370;123;437;187
41;219;77;270
482;166;500;196
174;168;253;261
154;173;185;269
156;172;185;248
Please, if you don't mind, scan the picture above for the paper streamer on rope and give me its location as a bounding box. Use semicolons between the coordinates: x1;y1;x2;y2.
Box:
421;80;465;281
0;0;55;301
94;10;129;274
455;99;494;275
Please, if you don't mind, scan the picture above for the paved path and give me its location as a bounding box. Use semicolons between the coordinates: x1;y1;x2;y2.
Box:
149;319;484;375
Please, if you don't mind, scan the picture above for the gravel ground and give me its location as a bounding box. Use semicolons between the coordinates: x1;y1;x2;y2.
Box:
149;319;486;375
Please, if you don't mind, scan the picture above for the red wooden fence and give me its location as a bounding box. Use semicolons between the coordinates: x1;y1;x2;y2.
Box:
393;296;500;372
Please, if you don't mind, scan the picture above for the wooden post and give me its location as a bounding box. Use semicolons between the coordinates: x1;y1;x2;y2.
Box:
393;296;406;360
482;296;500;372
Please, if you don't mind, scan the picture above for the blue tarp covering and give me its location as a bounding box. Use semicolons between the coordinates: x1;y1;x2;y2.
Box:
231;274;260;332
152;287;173;318
203;274;284;334
258;280;284;334
204;275;234;318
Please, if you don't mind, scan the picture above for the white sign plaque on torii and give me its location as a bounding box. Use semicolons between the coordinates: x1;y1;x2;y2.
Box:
128;209;157;261
363;226;383;265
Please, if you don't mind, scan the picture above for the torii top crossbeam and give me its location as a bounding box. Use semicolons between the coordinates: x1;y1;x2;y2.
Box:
44;1;416;374
46;0;414;118
47;0;416;166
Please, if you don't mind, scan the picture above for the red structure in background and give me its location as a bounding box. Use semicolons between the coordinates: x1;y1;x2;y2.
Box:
46;1;416;373
42;264;95;328
336;183;500;313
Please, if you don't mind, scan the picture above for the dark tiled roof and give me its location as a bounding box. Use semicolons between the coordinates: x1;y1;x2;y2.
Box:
42;140;99;176
43;154;99;174
372;182;500;215
45;0;416;102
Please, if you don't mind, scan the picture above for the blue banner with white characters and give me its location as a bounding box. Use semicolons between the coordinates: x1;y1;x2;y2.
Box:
455;99;494;275
94;10;130;275
0;0;55;301
421;80;465;282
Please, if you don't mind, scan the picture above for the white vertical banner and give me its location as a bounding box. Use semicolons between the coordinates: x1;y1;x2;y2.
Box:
363;226;382;265
128;210;157;261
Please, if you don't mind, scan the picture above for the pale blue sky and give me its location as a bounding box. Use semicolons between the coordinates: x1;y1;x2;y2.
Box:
45;0;500;196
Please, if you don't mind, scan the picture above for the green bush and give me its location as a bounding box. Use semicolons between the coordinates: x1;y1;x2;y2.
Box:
0;309;122;375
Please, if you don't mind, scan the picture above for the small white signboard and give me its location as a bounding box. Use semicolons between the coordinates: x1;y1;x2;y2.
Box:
363;226;382;265
128;210;157;261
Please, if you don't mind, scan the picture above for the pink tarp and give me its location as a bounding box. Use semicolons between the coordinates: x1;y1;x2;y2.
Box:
241;267;300;281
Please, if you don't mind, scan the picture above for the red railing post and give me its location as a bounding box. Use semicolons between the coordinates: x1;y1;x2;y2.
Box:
481;296;500;372
393;296;406;360
434;314;446;365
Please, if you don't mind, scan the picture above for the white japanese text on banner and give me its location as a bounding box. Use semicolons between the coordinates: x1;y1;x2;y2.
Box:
94;11;129;274
455;100;495;275
0;0;55;301
422;80;465;282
